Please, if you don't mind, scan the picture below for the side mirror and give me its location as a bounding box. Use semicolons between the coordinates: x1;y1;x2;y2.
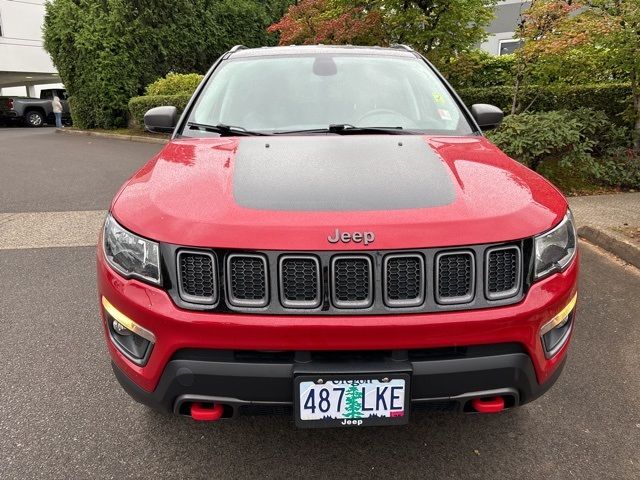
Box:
144;106;178;133
470;104;504;130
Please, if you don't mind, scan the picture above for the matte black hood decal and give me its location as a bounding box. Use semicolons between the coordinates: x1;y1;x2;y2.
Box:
233;136;455;211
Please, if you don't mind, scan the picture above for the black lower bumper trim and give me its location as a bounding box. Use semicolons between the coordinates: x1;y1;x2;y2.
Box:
111;347;566;417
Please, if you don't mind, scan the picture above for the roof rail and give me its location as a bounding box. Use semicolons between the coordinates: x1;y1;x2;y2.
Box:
390;44;414;52
228;45;248;53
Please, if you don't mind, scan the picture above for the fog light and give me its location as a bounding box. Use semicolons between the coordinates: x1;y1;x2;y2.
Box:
540;294;577;358
102;297;155;365
112;320;132;336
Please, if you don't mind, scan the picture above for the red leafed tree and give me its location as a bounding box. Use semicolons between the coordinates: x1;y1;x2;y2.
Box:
267;0;383;46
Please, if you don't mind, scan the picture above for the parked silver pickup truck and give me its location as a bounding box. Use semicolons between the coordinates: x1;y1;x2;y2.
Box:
0;88;71;127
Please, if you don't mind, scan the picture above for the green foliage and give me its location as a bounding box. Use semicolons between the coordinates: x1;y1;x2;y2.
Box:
375;0;498;66
460;83;633;127
592;155;640;189
487;110;595;172
487;108;639;190
440;51;515;89
128;94;191;129
513;0;640;150
44;0;293;129
145;73;204;96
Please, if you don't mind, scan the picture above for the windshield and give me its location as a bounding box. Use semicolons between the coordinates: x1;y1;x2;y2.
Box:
185;53;474;136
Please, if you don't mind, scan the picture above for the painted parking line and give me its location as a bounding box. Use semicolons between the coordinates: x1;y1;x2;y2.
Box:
0;210;106;250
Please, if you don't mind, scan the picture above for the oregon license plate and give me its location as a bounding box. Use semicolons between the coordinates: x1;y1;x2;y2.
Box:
294;374;410;428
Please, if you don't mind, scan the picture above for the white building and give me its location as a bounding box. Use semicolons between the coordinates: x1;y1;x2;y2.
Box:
0;0;63;97
481;0;530;56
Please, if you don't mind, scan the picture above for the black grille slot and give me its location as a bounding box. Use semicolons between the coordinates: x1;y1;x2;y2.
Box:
177;251;217;304
226;254;268;307
486;247;520;299
331;256;373;308
279;256;321;308
436;252;474;304
384;254;425;307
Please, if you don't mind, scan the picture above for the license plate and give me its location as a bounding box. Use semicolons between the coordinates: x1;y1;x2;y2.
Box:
294;374;410;428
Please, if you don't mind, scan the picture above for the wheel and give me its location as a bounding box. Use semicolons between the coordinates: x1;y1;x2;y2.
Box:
25;110;45;128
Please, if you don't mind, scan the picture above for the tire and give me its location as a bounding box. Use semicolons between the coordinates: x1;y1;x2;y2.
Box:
25;110;45;128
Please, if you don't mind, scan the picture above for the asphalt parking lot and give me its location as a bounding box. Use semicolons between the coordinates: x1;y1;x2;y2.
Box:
1;128;639;479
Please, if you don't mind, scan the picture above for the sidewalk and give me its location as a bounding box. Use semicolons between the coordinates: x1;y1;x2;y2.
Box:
568;192;640;267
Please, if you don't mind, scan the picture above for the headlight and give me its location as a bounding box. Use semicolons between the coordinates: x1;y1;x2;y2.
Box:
534;211;577;279
103;214;161;284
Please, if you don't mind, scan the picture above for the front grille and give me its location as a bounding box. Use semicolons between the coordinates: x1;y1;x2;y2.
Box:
436;251;475;304
384;254;425;307
168;243;526;314
226;254;268;307
177;251;217;304
279;256;321;308
331;256;373;308
486;246;521;299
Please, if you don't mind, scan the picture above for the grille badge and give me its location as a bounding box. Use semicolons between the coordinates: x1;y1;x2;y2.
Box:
327;228;375;246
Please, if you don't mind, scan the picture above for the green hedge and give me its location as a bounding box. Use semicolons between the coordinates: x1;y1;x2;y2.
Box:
128;94;192;129
459;83;633;126
145;73;204;96
44;0;293;129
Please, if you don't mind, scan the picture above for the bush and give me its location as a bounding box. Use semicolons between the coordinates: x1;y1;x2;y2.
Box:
145;73;204;96
486;108;629;172
487;108;639;190
487;110;597;172
459;83;633;127
440;51;515;89
128;94;192;129
593;155;640;189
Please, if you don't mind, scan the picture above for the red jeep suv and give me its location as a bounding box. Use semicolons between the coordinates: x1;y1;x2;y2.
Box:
98;45;578;427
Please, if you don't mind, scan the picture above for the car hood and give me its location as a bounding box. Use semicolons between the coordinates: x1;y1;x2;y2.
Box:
111;135;567;250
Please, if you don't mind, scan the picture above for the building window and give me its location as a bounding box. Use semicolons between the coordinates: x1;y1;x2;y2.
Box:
499;39;524;56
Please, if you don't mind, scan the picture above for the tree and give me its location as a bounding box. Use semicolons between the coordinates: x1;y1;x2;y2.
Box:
513;0;640;151
343;385;363;419
268;0;384;46
44;0;293;128
269;0;498;67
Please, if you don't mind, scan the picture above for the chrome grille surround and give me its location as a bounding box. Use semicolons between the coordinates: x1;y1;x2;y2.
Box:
278;255;322;309
485;246;522;300
226;253;269;307
383;253;425;307
435;251;475;305
330;255;374;309
177;250;218;305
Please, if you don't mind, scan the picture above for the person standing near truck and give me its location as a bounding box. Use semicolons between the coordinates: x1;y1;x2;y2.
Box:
52;96;63;128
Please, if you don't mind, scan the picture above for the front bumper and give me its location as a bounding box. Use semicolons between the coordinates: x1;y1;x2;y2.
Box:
98;246;578;414
112;344;566;416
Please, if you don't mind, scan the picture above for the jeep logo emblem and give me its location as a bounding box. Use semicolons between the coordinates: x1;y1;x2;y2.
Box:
327;228;375;246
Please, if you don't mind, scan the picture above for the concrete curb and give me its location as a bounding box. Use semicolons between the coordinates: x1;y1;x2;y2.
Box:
55;128;169;144
578;226;640;269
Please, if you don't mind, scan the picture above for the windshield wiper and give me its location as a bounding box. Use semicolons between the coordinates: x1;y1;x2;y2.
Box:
274;124;406;135
187;122;270;136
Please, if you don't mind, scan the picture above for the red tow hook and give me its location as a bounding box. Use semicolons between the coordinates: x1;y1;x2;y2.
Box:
471;396;505;413
190;402;224;421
